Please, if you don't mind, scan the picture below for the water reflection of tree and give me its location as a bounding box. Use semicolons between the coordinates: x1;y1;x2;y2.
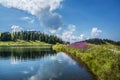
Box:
0;47;56;60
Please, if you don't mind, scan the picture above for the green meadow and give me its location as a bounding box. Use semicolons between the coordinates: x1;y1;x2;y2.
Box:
0;40;51;46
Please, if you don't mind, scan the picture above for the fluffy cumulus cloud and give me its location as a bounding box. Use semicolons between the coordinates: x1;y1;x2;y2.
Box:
61;24;84;43
61;24;76;42
0;0;63;30
61;27;102;43
91;27;102;38
11;25;23;32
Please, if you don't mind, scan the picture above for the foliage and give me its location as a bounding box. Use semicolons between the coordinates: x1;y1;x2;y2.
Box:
85;38;120;46
53;44;120;80
103;39;120;46
0;31;65;44
1;32;12;41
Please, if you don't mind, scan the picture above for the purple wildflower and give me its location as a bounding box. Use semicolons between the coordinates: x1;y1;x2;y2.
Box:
68;41;87;49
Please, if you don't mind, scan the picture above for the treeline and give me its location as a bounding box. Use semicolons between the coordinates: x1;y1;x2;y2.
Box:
0;31;65;44
85;38;120;46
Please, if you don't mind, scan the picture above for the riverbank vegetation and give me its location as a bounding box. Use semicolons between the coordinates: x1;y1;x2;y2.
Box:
53;43;120;80
0;40;51;46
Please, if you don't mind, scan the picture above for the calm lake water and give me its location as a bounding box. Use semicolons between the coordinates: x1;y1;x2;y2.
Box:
0;47;93;80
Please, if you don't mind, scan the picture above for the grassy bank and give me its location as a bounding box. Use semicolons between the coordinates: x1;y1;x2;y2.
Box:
53;44;120;80
0;40;51;46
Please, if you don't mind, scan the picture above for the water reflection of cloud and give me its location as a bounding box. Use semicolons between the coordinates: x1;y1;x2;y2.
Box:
28;52;77;80
50;56;57;61
21;71;29;74
69;61;76;65
30;67;34;71
11;57;21;65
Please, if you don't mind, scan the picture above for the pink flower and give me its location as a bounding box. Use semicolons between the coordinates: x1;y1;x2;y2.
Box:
68;41;87;49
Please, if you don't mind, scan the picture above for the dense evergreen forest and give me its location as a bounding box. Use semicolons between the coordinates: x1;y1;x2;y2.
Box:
0;31;65;44
86;38;120;46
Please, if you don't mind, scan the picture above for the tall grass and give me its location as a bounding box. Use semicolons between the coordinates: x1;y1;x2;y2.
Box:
53;44;120;80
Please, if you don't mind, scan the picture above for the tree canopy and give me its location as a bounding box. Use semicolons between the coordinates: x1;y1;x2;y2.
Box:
0;31;65;44
85;38;120;46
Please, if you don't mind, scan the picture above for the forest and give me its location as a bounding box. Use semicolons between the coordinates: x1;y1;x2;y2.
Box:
0;31;65;44
85;38;120;46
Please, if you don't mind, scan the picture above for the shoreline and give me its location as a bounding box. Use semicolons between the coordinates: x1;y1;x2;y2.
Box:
64;51;98;80
53;44;120;80
0;40;51;47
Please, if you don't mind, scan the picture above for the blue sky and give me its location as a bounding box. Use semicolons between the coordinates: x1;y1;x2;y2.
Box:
0;0;120;42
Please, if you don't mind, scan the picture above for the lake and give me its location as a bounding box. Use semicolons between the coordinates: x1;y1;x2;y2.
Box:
0;47;94;80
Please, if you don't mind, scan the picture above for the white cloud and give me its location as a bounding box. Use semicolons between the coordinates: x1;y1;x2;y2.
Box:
91;27;102;38
61;24;75;42
21;16;35;24
78;34;84;40
60;24;84;43
0;0;62;14
49;27;62;34
11;25;23;32
60;27;102;43
0;0;63;30
68;24;76;32
21;17;31;20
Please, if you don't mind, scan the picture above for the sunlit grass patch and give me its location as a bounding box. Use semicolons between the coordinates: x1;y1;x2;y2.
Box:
0;40;51;46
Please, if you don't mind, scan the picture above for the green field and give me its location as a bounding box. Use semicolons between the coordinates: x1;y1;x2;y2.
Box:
53;43;120;80
0;40;51;46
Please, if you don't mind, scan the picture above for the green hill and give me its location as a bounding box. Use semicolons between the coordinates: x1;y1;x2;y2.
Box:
85;38;120;46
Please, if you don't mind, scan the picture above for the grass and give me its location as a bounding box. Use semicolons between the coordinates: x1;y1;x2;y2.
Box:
53;43;120;80
0;40;51;46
